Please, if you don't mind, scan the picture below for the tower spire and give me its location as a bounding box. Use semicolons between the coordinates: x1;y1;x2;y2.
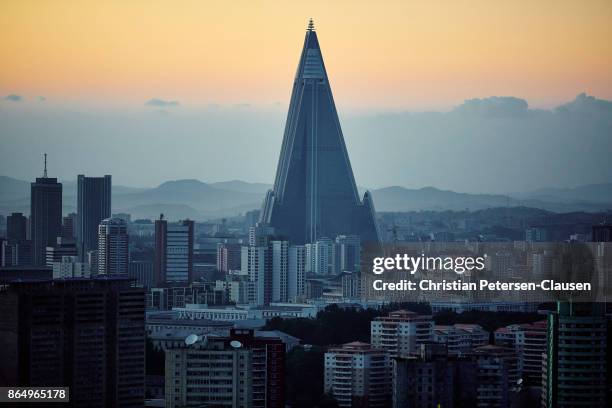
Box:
307;18;315;31
43;153;47;178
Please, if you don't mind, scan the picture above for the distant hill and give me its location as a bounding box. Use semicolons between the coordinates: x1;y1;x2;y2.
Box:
1;176;611;220
112;179;263;219
511;183;612;204
0;176;30;202
0;176;145;202
370;186;612;213
369;186;512;212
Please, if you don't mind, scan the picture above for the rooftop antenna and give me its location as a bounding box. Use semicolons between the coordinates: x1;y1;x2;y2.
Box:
308;18;315;31
43;153;47;178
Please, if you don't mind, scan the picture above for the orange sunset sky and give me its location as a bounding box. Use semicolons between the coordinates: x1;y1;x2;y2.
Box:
1;0;611;110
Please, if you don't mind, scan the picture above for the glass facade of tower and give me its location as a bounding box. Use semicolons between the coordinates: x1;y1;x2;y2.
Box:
260;27;380;246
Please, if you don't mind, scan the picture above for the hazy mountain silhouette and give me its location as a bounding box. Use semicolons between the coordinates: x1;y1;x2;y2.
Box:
512;183;612;204
1;176;611;220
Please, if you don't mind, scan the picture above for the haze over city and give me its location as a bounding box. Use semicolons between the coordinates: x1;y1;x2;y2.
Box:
1;0;611;192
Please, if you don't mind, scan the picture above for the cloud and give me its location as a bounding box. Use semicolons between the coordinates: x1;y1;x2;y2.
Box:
4;94;23;102
145;98;180;107
1;93;609;195
452;96;529;117
555;93;612;116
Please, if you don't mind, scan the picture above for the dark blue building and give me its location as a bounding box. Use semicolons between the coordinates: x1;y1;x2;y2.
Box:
260;21;380;246
77;174;112;260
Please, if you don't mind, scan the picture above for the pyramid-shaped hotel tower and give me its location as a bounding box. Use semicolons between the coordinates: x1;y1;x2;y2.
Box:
260;20;380;245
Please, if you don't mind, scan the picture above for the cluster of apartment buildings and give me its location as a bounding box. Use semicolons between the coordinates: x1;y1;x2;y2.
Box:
324;305;610;408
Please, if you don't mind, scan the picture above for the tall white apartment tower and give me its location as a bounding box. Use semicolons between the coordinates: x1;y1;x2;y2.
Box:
271;240;289;303
97;217;128;275
288;245;307;302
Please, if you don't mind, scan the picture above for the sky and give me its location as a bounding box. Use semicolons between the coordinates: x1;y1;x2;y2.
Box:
1;0;611;109
0;0;611;192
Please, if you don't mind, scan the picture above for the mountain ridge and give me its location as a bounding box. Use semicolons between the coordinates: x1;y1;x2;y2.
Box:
1;175;610;220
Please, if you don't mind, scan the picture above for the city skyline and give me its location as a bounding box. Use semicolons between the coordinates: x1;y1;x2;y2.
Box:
0;6;610;408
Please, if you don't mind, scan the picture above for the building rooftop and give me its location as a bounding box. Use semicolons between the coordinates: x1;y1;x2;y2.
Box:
146;314;234;328
474;345;515;355
375;310;432;321
327;341;389;354
435;323;485;334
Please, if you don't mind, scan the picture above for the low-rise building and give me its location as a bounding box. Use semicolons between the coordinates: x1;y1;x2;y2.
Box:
371;310;433;357
51;255;91;279
434;324;489;356
324;341;392;408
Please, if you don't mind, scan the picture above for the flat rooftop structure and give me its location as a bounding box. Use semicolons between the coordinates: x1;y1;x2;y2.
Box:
0;265;53;282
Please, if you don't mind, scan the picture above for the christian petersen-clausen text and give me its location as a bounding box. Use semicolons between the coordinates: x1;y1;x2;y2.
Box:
371;254;591;293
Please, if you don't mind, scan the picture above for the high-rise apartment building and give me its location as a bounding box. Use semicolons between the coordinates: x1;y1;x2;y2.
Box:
271;240;289;303
304;234;360;275
231;328;285;408
154;216;194;285
217;242;242;272
393;343;477;408
371;310;434;357
341;272;362;298
542;302;608;408
288;245;307;302
98;217;129;275
129;260;154;288
30;157;62;265
494;320;547;386
242;245;269;305
306;237;334;275
335;235;361;272
215;277;254;305
163;328;285;408
241;227;305;305
3;212;32;267
324;341;392;408
474;345;520;408
165;333;251;407
77;175;112;260
61;212;77;240
0;277;145;407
